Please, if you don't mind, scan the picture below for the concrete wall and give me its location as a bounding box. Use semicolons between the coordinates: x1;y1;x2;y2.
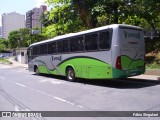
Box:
0;53;13;57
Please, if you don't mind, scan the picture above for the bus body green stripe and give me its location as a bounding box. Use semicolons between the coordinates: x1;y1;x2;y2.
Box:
37;55;145;79
38;57;113;79
112;55;145;78
121;55;145;70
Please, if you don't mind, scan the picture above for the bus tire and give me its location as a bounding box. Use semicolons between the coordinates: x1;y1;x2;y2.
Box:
35;66;40;75
66;67;76;82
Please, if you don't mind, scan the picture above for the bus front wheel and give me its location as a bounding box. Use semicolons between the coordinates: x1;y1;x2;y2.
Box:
66;67;76;82
35;66;40;75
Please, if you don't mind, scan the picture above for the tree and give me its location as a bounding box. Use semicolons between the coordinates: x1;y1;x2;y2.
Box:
19;28;30;47
8;30;19;49
132;0;160;31
45;0;160;35
45;0;84;37
72;0;98;28
0;38;7;52
40;11;53;27
8;28;30;49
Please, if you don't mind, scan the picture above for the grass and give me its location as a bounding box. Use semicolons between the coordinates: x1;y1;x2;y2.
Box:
146;62;160;69
0;58;10;63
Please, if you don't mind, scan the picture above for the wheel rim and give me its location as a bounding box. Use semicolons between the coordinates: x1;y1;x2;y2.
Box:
68;69;74;80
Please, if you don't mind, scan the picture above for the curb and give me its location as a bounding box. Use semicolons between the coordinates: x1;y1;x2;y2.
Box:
129;75;160;84
0;62;12;65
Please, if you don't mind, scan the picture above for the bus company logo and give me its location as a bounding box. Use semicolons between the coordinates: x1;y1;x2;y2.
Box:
52;56;62;61
124;31;140;39
2;112;11;117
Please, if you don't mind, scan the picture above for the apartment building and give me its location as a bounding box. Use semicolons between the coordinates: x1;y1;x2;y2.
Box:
26;5;47;29
0;26;2;38
1;12;25;39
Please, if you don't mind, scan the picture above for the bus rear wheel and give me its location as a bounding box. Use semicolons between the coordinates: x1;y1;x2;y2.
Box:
66;67;76;82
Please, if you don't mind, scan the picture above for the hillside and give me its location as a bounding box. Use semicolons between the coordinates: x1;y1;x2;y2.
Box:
145;37;160;69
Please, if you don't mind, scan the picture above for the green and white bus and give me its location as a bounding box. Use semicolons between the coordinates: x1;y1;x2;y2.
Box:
28;24;145;81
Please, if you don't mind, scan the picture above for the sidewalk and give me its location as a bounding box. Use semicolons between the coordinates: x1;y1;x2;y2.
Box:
130;75;160;81
8;57;28;68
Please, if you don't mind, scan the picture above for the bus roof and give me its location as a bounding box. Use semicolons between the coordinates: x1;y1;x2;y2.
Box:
29;24;142;47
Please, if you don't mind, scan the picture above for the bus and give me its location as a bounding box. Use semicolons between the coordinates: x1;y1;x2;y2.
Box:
27;24;145;81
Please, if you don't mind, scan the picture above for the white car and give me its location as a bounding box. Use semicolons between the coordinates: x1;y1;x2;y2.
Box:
0;55;5;58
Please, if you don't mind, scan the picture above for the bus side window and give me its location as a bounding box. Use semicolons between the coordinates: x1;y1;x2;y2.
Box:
85;33;98;51
63;40;69;53
99;31;110;50
40;44;47;55
33;46;39;56
70;36;83;52
28;48;32;58
57;41;63;53
48;42;57;54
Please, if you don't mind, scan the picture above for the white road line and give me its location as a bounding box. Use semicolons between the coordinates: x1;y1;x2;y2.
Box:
3;78;85;109
54;97;67;102
39;79;64;84
76;105;84;108
0;77;5;80
29;88;84;109
16;83;26;87
15;105;30;111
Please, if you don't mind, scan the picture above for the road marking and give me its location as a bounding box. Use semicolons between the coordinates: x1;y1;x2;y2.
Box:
16;83;26;87
29;88;84;109
15;105;30;111
76;105;84;108
39;79;64;85
0;77;5;80
2;78;85;109
54;97;67;102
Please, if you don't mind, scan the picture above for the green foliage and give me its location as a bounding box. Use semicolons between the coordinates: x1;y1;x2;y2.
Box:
45;0;160;30
8;27;49;49
8;30;19;49
44;0;84;38
0;58;10;63
0;38;8;52
40;11;53;27
8;28;30;49
44;0;160;40
0;44;6;52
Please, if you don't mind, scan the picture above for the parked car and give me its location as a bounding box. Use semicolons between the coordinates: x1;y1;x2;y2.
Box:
0;55;5;58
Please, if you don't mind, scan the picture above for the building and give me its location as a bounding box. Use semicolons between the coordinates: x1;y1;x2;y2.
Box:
0;26;2;38
16;47;28;64
26;5;47;29
1;12;25;39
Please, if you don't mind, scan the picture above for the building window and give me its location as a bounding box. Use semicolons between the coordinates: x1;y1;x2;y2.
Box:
21;52;24;56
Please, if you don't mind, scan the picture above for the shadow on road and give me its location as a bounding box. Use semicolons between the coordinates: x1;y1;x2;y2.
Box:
33;74;160;89
77;78;160;89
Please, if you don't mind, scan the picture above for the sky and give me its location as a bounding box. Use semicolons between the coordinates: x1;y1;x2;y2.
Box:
0;0;48;26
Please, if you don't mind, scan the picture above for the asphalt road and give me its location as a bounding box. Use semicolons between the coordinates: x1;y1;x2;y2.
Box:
0;64;160;120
